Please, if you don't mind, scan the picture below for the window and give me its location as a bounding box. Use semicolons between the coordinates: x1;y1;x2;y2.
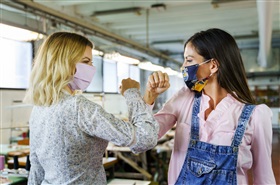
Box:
103;58;118;93
0;38;32;89
129;65;140;82
86;55;103;92
117;62;129;88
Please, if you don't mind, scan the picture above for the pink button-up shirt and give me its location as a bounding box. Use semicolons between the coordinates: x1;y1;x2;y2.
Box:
155;87;276;185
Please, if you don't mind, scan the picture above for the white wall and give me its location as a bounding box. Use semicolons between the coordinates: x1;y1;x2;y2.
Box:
271;108;280;128
0;90;32;144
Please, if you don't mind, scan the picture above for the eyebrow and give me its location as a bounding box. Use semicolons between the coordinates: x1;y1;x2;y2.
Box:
82;57;91;61
185;55;194;58
184;55;194;58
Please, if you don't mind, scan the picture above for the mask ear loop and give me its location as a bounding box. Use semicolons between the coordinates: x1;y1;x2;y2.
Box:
199;73;213;82
199;59;212;66
197;58;214;82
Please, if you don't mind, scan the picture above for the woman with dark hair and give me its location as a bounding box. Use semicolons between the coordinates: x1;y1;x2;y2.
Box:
144;28;276;184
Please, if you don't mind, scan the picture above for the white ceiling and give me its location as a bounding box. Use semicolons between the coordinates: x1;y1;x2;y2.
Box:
1;0;280;69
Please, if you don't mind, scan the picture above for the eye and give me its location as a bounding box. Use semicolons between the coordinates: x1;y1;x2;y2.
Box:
82;60;91;65
184;58;193;63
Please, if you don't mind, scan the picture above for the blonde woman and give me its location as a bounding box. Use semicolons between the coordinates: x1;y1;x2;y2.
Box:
24;32;160;185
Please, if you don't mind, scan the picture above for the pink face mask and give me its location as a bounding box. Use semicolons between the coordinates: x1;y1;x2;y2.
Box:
68;63;96;91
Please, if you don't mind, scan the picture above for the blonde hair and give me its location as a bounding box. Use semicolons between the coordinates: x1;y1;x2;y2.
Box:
24;32;93;106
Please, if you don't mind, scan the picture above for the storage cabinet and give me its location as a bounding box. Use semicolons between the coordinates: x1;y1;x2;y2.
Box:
250;85;280;128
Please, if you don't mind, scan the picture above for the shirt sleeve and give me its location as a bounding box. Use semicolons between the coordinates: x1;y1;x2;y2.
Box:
76;88;159;154
28;152;44;185
251;104;276;184
154;87;191;139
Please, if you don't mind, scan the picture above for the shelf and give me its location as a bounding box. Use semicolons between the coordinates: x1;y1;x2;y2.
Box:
251;85;280;107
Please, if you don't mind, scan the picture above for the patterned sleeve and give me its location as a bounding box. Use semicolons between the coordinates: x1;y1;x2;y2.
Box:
28;151;44;184
77;88;159;154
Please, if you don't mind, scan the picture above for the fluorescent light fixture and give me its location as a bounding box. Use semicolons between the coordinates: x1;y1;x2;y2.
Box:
92;7;142;16
0;23;44;41
104;52;140;64
163;67;180;76
138;61;182;77
177;72;183;78
138;61;164;71
92;49;104;56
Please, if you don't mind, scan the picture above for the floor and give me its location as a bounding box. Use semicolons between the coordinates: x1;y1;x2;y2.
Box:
248;129;280;184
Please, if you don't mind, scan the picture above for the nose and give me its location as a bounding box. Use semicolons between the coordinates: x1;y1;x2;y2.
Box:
181;62;191;69
181;62;188;68
181;61;193;68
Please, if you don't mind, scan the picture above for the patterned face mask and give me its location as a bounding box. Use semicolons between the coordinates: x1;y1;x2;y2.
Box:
181;59;212;92
68;63;96;91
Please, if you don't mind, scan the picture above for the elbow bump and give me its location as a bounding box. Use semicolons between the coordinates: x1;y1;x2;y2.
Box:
146;136;158;149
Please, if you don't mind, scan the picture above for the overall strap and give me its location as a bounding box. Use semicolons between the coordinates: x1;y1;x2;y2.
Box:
231;104;256;147
190;92;202;140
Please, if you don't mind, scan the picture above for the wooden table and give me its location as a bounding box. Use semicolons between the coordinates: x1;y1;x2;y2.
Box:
0;144;29;156
7;157;118;170
106;143;152;180
103;157;118;180
2;157;118;184
103;157;118;169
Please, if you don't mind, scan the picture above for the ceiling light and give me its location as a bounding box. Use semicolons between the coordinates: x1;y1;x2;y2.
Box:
163;67;180;76
177;73;183;78
151;39;184;45
92;7;142;16
0;23;45;41
104;52;140;64
138;61;164;71
151;3;166;11
92;49;104;56
138;62;182;77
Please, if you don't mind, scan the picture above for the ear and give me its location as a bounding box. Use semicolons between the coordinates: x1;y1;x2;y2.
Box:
72;64;77;75
209;59;219;73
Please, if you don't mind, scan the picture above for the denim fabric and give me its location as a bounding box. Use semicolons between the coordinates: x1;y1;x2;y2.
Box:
175;93;255;185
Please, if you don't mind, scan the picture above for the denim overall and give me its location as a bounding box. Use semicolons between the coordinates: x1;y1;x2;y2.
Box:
175;93;255;185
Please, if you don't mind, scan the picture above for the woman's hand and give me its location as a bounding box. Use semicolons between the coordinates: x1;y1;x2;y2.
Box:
120;78;140;95
144;71;170;105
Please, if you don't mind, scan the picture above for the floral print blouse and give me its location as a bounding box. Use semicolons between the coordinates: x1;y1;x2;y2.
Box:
28;88;159;185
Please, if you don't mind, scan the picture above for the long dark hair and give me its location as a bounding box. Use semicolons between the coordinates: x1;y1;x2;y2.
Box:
185;28;256;104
